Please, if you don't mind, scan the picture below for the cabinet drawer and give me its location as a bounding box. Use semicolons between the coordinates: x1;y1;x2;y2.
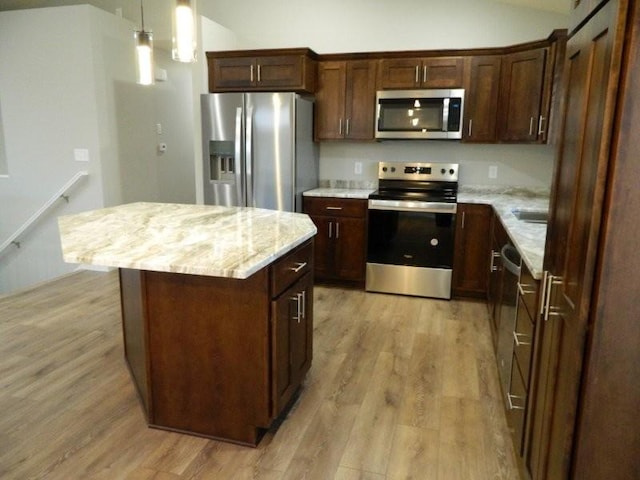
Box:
514;296;534;386
518;263;540;320
303;197;367;218
508;355;527;454
271;241;313;297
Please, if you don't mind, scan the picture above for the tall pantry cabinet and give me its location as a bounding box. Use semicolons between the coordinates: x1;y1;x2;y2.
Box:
528;0;640;479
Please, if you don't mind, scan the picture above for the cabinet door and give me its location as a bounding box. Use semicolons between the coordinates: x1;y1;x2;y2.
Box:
344;60;377;140
315;61;347;140
255;55;303;88
378;58;421;89
211;57;256;89
333;216;367;283
422;57;464;88
452;204;492;297
307;215;334;280
271;272;313;415
497;48;546;142
463;56;502;142
531;2;624;479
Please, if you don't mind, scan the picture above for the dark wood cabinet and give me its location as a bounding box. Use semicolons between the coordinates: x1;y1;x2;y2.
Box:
303;197;367;285
314;60;377;141
119;240;314;446
487;212;508;340
452;203;491;298
206;49;317;93
378;56;464;89
463;56;502;142
271;271;313;415
527;1;640;479
497;48;547;142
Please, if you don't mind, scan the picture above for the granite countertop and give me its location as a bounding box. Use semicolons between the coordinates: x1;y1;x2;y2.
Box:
458;186;549;279
58;202;317;279
303;188;375;199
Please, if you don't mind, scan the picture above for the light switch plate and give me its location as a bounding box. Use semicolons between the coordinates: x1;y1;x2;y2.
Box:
354;161;363;175
489;165;498;179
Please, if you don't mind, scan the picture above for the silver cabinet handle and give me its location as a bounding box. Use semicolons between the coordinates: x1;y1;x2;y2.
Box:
301;290;306;320
538;115;545;135
325;206;343;211
415;65;419;84
290;294;301;323
346;119;350;136
543;274;563;321
461;211;466;229
490;250;501;272
507;393;526;410
338;118;343;136
250;64;254;82
328;221;333;239
517;282;535;296
513;331;531;347
335;222;340;239
468;118;473;137
529;116;535;136
289;262;307;273
423;65;427;83
257;64;261;82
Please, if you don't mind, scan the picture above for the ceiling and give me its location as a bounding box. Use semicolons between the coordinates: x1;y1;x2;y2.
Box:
0;0;571;50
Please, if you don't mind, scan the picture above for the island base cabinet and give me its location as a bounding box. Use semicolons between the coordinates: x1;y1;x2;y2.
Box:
118;240;314;447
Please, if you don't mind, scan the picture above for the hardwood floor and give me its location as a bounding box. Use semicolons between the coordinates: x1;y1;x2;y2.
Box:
0;271;519;479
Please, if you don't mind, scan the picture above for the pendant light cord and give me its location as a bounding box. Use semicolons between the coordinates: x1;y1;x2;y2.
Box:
140;0;145;31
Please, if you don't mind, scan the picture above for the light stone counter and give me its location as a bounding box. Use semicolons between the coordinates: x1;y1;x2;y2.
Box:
303;187;375;199
458;186;549;279
58;202;317;279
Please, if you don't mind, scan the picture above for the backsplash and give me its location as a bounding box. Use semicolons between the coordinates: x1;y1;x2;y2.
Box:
318;141;555;188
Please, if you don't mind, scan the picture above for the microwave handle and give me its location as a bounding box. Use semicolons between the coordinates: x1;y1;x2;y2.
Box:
442;98;450;132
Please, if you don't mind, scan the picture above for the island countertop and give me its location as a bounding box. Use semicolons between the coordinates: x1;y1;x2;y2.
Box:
58;202;317;279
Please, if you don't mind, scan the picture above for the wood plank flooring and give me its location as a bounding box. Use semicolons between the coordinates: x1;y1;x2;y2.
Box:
0;271;520;479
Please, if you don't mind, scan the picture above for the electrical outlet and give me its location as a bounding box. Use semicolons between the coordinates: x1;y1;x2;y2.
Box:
354;161;363;175
73;148;89;162
489;165;498;179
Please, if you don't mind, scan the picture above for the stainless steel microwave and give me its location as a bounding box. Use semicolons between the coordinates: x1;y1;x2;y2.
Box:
375;89;465;140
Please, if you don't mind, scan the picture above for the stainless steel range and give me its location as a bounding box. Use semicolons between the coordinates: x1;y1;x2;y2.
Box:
366;162;458;299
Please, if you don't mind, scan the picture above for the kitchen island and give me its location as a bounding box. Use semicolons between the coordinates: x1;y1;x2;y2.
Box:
58;202;317;446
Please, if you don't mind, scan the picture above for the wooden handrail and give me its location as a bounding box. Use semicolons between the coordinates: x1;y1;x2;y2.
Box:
0;171;89;257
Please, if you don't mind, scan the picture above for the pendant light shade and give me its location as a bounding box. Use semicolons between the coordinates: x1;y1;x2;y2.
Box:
135;0;154;85
172;0;197;63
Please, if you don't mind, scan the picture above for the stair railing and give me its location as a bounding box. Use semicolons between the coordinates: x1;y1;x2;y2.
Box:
0;170;89;258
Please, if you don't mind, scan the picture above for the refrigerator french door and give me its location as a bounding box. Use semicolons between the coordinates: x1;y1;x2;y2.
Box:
201;92;317;212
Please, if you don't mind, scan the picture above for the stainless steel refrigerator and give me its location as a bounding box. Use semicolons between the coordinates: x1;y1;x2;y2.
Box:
201;92;318;212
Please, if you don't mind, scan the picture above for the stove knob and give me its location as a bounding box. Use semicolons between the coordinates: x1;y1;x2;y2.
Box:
449;169;455;175
440;168;446;174
382;166;388;172
391;167;396;172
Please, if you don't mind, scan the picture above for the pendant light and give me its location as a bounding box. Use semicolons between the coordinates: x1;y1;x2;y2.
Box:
172;0;197;63
135;0;154;85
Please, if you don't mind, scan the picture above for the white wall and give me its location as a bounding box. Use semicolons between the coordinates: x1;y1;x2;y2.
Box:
206;0;568;53
203;0;569;188
0;5;197;294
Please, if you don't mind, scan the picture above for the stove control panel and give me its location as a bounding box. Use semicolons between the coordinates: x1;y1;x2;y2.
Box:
378;162;458;182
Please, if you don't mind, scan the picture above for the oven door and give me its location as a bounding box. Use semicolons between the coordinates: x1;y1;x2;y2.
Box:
367;200;456;268
366;200;457;299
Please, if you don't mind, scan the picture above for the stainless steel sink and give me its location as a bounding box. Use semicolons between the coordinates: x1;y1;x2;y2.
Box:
512;208;549;224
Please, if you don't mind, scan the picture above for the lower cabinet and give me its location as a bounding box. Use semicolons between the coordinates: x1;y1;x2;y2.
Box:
303;196;367;286
120;240;314;446
271;271;313;415
452;203;492;297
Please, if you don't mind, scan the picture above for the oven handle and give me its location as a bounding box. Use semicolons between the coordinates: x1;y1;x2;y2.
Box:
368;199;457;214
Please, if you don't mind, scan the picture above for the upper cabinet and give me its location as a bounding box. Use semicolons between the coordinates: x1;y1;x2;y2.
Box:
463;56;502;142
206;49;317;93
315;60;377;141
496;48;548;143
378;56;465;89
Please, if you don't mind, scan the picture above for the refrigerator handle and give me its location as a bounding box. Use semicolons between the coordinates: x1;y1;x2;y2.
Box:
246;106;254;207
234;107;244;206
